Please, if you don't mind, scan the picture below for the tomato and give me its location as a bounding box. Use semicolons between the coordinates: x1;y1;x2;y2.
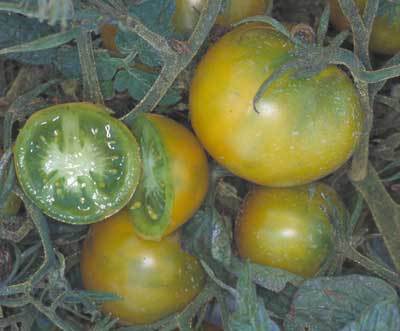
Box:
329;0;400;55
173;0;271;35
80;209;206;325
128;114;209;240
189;23;363;187
100;24;119;54
235;182;347;277
13;102;141;224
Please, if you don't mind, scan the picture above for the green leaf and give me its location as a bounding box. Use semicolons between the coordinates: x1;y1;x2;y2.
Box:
55;48;123;81
284;275;398;331
230;257;303;293
115;0;175;67
340;300;400;331
228;262;273;331
0;12;56;64
210;208;232;266
114;68;181;106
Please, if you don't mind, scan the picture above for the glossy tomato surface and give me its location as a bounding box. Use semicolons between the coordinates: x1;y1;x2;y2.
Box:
14;102;141;224
235;182;347;277
128;114;209;239
80;209;206;325
190;23;363;187
329;0;400;55
173;0;270;35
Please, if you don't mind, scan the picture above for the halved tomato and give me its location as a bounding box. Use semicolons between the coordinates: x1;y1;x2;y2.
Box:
128;114;209;240
14;102;141;224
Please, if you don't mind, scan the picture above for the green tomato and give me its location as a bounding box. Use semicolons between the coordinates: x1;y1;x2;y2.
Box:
80;209;206;325
173;0;271;36
330;0;400;55
128;114;209;240
190;23;363;187
235;182;347;277
13;102;141;224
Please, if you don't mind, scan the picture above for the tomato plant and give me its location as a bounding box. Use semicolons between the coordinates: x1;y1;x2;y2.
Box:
190;23;363;187
0;193;21;217
80;209;206;325
13;102;141;224
329;0;400;55
173;0;271;35
128;114;209;240
235;182;347;277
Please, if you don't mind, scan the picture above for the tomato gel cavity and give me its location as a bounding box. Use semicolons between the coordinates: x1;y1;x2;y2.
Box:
14;102;141;224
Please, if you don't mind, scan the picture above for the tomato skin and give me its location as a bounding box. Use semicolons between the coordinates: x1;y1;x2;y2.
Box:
235;183;347;277
147;114;209;236
173;0;270;35
329;0;400;55
80;209;206;325
190;23;363;187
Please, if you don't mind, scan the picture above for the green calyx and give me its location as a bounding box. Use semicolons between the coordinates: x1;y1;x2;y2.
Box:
127;114;173;240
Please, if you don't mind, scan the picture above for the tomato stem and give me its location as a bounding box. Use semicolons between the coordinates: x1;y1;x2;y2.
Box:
345;245;400;288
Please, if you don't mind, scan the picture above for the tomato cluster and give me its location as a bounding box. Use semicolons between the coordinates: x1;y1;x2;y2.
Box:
11;3;365;327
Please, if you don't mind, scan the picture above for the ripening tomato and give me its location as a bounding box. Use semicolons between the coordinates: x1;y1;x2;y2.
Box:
128;114;209;240
235;182;347;277
80;209;206;325
13;103;141;224
329;0;400;55
190;23;363;187
173;0;271;35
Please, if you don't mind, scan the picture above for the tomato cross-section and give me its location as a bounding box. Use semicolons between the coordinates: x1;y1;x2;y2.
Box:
14;102;141;224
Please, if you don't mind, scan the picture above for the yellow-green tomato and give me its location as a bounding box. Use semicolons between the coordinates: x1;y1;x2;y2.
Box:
128;114;209;239
148;114;209;236
329;0;400;55
80;209;206;325
173;0;270;35
235;182;347;277
190;23;363;187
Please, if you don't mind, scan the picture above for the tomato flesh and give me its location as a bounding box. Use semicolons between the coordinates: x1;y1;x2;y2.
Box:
235;183;347;277
190;23;363;187
80;209;206;325
128;114;209;239
14;102;141;224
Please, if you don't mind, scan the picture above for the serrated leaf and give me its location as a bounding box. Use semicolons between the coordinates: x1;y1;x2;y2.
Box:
55;47;123;81
211;208;232;266
115;0;175;67
113;68;180;106
0;12;57;64
230;257;303;293
228;262;273;331
284;275;398;331
340;300;400;331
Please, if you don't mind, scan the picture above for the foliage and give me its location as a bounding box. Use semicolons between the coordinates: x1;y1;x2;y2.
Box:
1;0;400;330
